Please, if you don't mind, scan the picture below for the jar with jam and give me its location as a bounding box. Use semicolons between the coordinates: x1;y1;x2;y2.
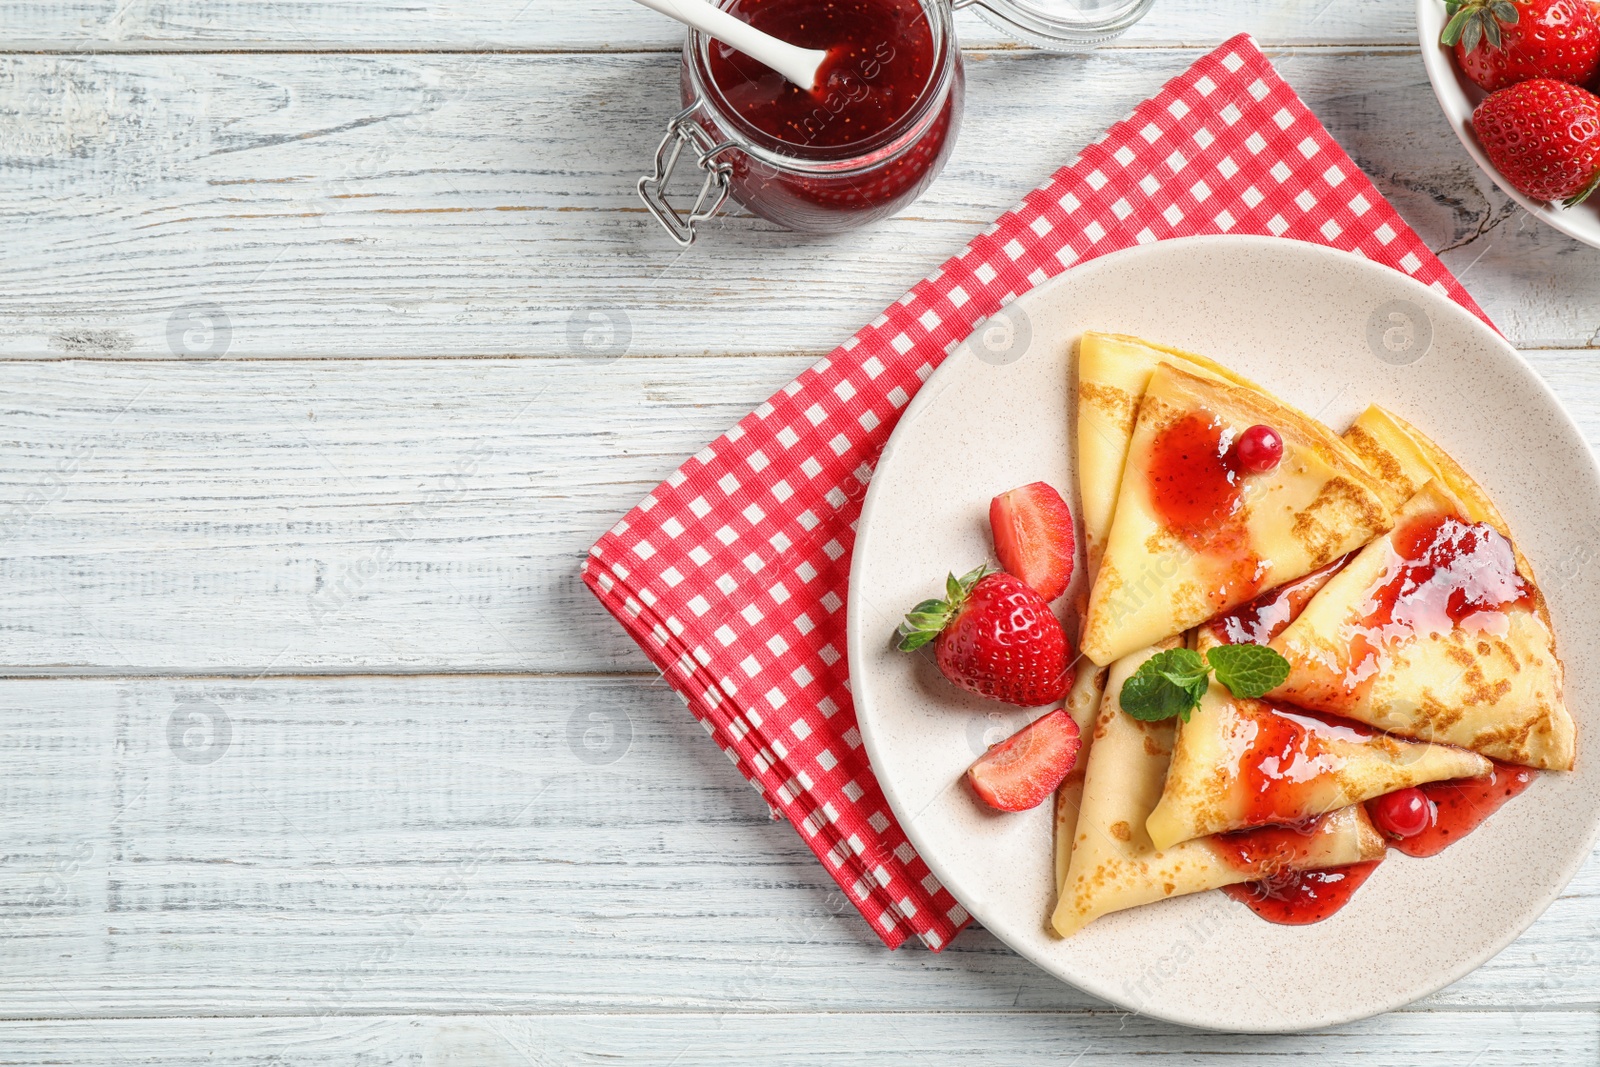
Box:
639;0;961;242
638;0;1158;243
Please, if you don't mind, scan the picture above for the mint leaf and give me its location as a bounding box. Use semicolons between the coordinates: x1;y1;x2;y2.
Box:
1151;647;1208;690
1206;643;1290;699
1120;648;1208;723
1120;643;1291;723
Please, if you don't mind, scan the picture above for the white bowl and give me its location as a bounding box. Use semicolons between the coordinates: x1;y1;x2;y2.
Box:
1417;0;1600;249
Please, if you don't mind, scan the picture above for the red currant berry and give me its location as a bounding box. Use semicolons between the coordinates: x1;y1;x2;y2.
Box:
1371;787;1433;839
1234;424;1283;473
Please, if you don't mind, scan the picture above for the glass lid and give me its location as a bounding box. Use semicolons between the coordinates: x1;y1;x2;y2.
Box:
957;0;1157;50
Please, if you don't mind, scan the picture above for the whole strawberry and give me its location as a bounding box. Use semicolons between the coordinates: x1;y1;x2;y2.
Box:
897;566;1073;707
1473;77;1600;203
1443;0;1600;91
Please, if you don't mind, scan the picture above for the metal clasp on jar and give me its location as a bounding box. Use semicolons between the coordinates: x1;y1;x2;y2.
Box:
637;103;738;247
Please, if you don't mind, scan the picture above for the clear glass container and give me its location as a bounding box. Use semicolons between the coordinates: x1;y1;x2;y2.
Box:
639;0;964;244
958;0;1158;51
636;0;1157;244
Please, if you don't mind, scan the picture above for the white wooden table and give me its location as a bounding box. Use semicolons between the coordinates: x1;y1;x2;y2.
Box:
2;2;1598;1062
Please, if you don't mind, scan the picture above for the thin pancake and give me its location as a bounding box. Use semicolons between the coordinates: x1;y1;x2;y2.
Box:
1076;332;1261;575
1081;364;1393;665
1269;478;1574;770
1147;624;1489;851
1053;663;1110;894
1052;642;1385;938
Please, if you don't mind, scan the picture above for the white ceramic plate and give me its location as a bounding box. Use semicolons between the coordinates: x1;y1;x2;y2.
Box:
1416;0;1600;250
847;235;1600;1032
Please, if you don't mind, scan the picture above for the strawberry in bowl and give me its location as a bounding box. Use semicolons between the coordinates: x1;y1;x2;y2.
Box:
1474;78;1600;203
1419;0;1600;246
1442;0;1600;90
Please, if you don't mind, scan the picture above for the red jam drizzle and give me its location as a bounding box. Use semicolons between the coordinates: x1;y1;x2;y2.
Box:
1220;861;1381;925
707;0;936;149
1209;554;1352;647
1234;704;1373;827
1214;816;1382;926
1197;510;1536;927
1145;409;1265;606
1212;816;1338;872
1371;759;1536;858
1342;511;1531;705
1147;410;1242;533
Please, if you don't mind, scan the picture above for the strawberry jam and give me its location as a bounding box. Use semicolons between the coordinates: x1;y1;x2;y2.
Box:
1365;512;1530;640
1370;759;1536;858
1234;704;1372;827
1212;817;1338;872
1145;409;1265;607
1340;511;1531;706
1221;861;1381;925
1209;554;1351;647
681;0;962;232
1147;411;1242;534
1204;554;1389;926
707;0;937;149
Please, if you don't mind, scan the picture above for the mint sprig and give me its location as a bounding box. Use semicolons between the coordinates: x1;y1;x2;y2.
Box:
1208;642;1291;699
1120;648;1210;722
1119;643;1290;722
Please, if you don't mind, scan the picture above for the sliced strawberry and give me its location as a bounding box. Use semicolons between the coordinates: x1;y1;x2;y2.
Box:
990;482;1075;602
967;708;1081;812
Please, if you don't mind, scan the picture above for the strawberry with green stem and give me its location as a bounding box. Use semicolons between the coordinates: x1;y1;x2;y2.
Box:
897;565;1073;707
1442;0;1600;91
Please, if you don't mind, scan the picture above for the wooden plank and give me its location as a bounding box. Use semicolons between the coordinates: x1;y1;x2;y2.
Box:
0;672;1597;1018
0;355;806;674
0;49;1595;361
0;1011;1597;1065
0;2;1421;53
4;351;1600;675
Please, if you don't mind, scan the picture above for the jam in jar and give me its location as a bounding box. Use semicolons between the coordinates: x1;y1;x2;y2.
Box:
639;0;963;242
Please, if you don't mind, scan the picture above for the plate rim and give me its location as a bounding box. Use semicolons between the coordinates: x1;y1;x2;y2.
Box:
847;232;1600;1032
1414;0;1600;251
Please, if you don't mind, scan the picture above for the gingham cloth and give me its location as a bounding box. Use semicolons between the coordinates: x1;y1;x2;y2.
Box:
583;33;1490;950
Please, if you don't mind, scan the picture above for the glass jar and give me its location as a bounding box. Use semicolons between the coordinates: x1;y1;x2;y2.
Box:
639;0;964;244
961;0;1158;51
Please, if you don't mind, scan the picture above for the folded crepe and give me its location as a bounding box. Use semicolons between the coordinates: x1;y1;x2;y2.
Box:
1145;621;1489;851
1053;664;1110;893
1265;405;1574;770
1080;364;1393;666
1268;478;1574;771
1076;333;1262;576
1051;642;1385;938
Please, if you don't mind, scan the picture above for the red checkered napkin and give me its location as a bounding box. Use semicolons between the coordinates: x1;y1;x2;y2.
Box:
583;33;1491;950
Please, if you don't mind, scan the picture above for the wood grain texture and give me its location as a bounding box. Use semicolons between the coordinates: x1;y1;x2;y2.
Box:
1;48;1597;362
4;351;1600;675
1;672;1597;1020
5;0;1600;1053
0;356;805;674
0;1011;1597;1066
0;2;1419;52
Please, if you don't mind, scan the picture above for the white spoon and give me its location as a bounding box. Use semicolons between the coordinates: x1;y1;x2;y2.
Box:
631;0;830;92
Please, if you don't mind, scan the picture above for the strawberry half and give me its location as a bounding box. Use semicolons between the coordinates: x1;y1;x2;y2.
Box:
1473;78;1600;203
897;566;1074;707
967;708;1082;812
990;482;1076;602
1443;0;1600;92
